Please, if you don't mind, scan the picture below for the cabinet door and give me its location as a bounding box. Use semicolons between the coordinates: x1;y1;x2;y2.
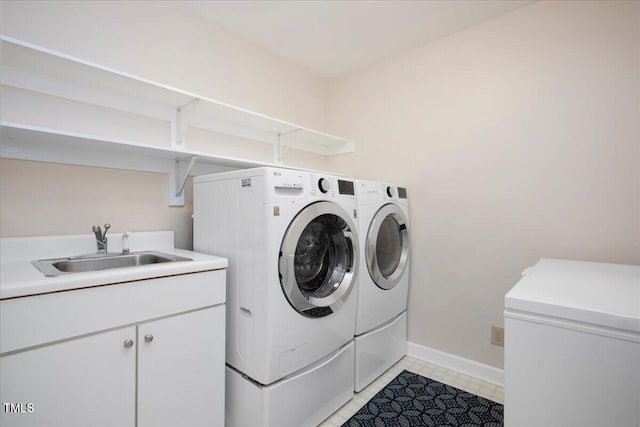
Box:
137;306;225;427
0;326;136;427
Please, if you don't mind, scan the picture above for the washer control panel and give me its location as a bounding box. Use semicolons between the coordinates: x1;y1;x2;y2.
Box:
309;175;356;205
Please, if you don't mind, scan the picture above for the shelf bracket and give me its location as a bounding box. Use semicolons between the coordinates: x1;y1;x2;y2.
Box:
275;134;285;164
275;128;302;163
169;155;197;206
173;98;200;149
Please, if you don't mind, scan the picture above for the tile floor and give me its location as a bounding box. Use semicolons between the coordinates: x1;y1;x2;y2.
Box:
320;355;504;426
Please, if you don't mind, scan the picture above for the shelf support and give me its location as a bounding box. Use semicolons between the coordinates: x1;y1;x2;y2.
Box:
173;98;200;150
169;155;197;206
275;128;303;163
275;134;284;164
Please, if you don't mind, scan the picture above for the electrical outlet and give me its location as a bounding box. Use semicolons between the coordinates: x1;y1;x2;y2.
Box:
491;325;504;347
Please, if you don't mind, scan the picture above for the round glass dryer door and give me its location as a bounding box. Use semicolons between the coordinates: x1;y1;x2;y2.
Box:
279;201;358;318
366;203;409;290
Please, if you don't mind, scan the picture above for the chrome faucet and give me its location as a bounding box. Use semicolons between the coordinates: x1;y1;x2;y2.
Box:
92;223;110;254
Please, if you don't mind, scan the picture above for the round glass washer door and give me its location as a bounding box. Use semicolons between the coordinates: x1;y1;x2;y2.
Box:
366;203;409;290
279;201;358;318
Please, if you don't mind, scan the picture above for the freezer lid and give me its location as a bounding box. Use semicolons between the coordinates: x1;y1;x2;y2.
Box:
505;258;640;333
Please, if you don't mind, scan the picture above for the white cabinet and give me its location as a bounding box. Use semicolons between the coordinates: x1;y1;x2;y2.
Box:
1;327;136;427
0;269;226;427
138;307;225;427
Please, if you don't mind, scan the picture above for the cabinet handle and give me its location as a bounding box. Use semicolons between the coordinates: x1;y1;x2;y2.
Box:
144;334;154;343
123;339;134;349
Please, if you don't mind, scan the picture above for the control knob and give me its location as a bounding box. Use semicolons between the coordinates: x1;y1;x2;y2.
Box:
386;186;394;197
318;178;330;193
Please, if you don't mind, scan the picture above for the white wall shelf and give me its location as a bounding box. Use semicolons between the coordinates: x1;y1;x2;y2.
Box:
0;35;355;205
0;122;281;206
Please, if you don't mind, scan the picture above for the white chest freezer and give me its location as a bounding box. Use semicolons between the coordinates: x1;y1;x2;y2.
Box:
504;258;640;427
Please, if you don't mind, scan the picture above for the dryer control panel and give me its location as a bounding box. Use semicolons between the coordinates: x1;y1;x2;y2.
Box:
357;181;409;206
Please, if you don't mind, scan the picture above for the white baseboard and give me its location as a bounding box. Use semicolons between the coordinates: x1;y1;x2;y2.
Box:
407;341;504;387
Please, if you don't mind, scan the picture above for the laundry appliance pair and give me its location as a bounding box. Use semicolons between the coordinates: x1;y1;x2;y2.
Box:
194;167;359;427
193;167;410;426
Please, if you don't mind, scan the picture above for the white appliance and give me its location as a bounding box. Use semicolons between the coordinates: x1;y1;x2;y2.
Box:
194;167;359;427
505;258;640;427
354;180;410;391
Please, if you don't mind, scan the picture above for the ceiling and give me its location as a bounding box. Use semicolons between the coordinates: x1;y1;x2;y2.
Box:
178;0;535;78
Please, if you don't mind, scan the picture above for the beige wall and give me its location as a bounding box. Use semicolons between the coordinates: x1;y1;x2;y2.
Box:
323;0;640;368
0;158;196;249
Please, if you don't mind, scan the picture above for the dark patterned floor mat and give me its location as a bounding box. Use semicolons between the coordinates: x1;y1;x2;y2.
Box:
342;370;503;426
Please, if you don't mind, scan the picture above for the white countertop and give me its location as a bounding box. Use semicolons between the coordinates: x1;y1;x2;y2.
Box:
1;231;228;299
505;258;640;333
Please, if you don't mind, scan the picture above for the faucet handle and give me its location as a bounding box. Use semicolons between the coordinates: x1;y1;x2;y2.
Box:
103;224;111;239
122;232;131;255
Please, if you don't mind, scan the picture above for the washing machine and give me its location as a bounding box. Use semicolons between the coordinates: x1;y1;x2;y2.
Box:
193;167;359;426
354;180;410;392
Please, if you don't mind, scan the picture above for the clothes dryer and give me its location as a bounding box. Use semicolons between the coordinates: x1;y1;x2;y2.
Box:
354;180;410;391
194;167;359;426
